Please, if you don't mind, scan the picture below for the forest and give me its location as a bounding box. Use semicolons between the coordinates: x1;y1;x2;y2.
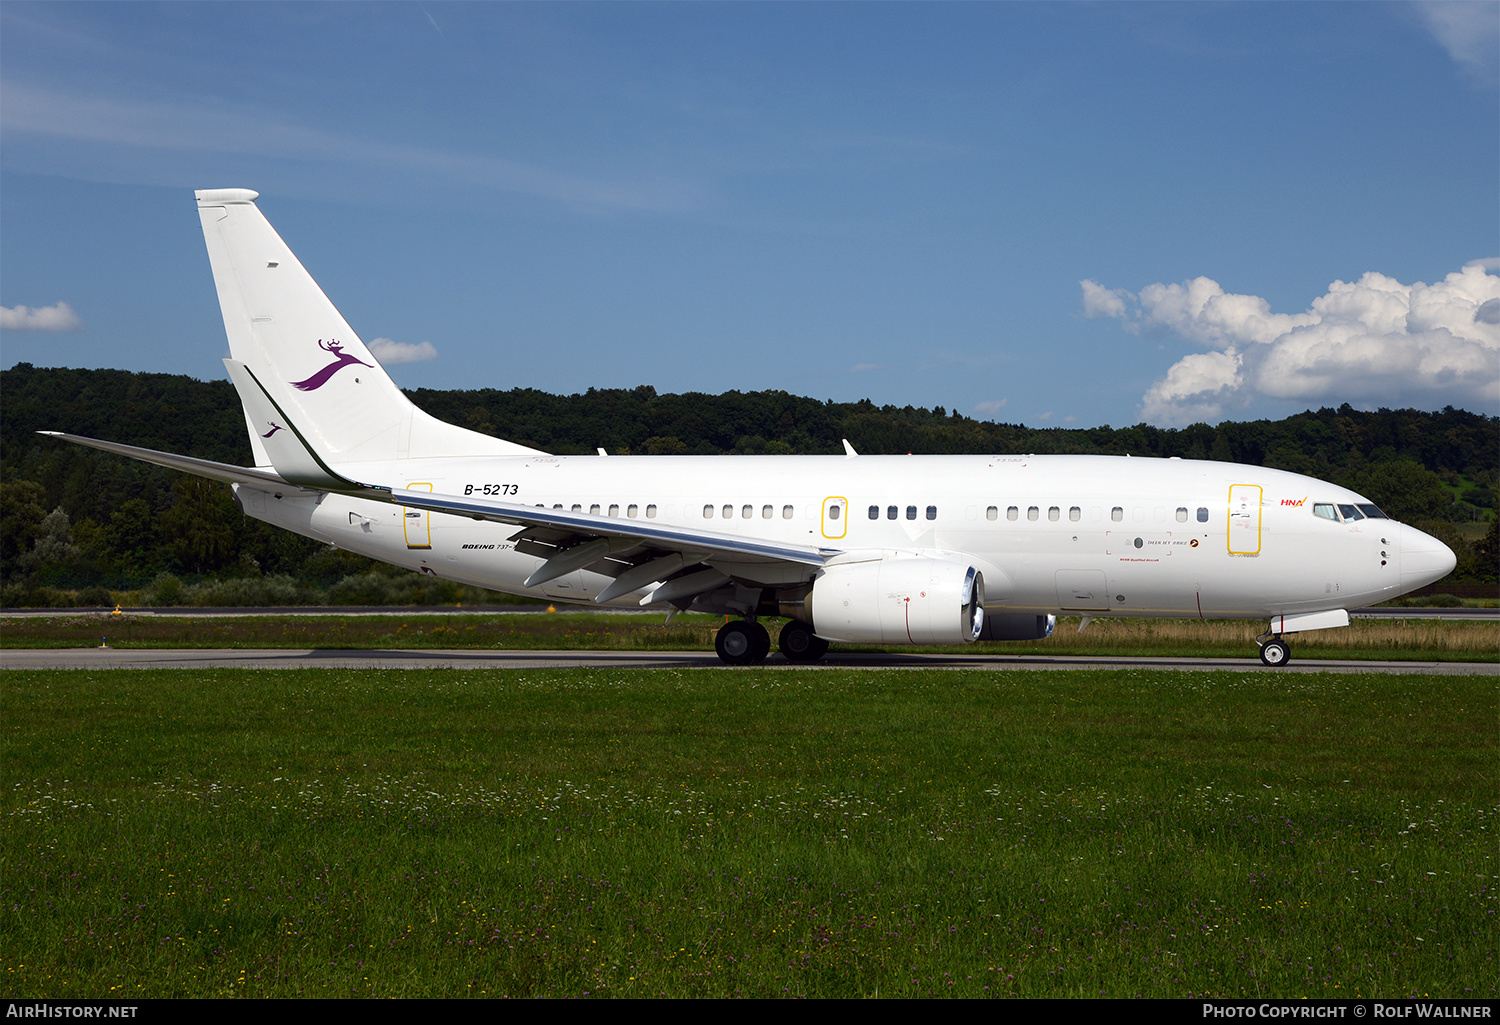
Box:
2;363;1495;606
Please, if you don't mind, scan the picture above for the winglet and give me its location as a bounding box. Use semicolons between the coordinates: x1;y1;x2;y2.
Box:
842;439;858;458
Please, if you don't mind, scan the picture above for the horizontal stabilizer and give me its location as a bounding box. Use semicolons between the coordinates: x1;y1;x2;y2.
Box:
38;432;295;491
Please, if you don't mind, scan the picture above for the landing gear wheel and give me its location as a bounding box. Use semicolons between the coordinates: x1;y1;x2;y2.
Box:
716;620;770;665
1258;637;1291;667
778;620;829;663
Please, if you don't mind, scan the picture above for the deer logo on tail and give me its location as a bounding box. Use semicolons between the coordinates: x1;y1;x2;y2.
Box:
290;339;372;392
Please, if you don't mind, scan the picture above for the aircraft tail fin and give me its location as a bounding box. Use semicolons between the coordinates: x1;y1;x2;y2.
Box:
195;189;543;464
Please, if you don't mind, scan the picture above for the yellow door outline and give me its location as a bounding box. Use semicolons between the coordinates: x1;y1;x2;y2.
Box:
1227;484;1261;555
821;496;848;540
404;483;433;549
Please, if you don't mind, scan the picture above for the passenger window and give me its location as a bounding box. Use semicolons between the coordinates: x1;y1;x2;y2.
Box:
1048;506;1059;521
1027;506;1039;521
571;504;582;513
1313;503;1338;521
887;506;898;520
627;504;638;518
1196;507;1209;522
906;506;917;520
703;504;714;518
926;505;937;520
763;505;773;519
590;504;601;515
869;506;879;520
722;504;733;519
742;504;753;519
987;506;998;521
1007;506;1018;521
1069;506;1081;522
829;504;841;520
1176;507;1188;522
1112;507;1124;522
609;504;619;517
646;504;657;519
782;505;794;519
553;503;564;510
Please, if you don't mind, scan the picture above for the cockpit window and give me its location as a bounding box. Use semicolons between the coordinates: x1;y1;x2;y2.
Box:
1313;503;1338;521
1338;504;1363;521
1356;503;1388;519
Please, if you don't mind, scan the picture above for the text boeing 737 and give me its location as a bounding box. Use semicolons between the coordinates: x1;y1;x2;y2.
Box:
43;189;1457;665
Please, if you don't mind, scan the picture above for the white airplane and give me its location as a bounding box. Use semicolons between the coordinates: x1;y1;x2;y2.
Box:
44;189;1458;665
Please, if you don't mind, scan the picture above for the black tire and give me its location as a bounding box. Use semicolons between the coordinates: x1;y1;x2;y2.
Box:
748;622;771;662
716;621;770;665
1259;638;1291;667
778;620;829;663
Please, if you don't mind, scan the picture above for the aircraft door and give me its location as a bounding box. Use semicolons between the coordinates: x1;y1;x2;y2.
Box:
822;496;848;540
404;482;433;549
1227;485;1262;555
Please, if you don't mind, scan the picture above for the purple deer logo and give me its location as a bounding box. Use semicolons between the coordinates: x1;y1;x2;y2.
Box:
290;339;372;392
261;422;285;438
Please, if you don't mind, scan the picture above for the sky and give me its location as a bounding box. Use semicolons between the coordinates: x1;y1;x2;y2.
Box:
2;1;1496;430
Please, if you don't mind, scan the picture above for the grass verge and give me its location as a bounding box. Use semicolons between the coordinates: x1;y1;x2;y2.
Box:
2;667;1494;997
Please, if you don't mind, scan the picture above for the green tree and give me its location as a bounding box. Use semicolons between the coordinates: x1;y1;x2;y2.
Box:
17;507;81;575
1340;460;1451;522
0;480;47;578
160;477;240;574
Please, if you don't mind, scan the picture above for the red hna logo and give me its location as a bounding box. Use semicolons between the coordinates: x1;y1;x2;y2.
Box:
1281;495;1308;507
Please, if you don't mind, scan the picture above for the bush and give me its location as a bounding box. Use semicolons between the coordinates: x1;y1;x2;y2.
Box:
76;586;113;607
143;573;186;607
187;574;319;607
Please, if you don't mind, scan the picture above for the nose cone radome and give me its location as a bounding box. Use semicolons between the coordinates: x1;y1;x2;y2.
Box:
1398;523;1457;592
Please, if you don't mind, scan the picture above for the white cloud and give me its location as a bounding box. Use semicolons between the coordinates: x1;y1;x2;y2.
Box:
1414;1;1500;84
1083;262;1500;425
0;81;699;212
972;398;1008;416
0;301;83;331
368;337;438;364
1080;279;1129;319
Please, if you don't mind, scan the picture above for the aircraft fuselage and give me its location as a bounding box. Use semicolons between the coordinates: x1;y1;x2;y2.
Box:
238;451;1445;619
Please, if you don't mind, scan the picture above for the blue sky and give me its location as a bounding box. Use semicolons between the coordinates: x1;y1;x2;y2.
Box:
2;2;1496;430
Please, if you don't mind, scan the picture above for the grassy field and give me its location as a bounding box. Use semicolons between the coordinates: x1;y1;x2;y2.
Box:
2;667;1494;998
2;610;1496;662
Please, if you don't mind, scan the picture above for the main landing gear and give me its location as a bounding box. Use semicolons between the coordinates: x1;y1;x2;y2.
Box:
1257;635;1292;667
713;619;829;665
715;620;770;665
777;619;829;664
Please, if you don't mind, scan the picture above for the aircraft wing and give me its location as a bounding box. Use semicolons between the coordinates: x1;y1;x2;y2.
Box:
39;432;831;578
390;486;835;569
37;432;307;492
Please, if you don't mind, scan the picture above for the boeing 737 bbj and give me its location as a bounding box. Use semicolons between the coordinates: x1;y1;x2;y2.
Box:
43;190;1457;664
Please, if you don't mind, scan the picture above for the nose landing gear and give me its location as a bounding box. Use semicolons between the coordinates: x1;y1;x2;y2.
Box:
1257;635;1291;667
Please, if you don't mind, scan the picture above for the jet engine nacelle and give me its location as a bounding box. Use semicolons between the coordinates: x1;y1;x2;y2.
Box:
977;613;1056;641
806;558;984;645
